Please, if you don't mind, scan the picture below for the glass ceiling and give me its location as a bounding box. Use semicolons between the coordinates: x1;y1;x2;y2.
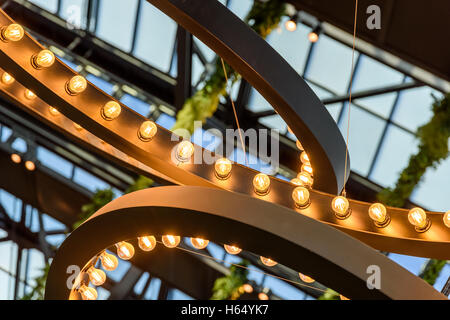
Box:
3;0;447;299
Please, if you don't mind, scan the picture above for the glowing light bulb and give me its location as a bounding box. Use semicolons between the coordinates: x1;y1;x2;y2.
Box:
66;75;87;95
308;31;319;43
32;49;55;68
73;122;83;131
290;178;302;186
287;126;293;134
24;89;36;100
408;207;430;232
258;292;269;300
11;153;21;163
78;284;97;300
331;196;350;219
48;107;60;116
300;151;310;164
99;251;118;271
138;120;157;141
340;294;350;300
86;266;106;286
301;163;313;176
1;72;14;85
25;160;35;171
299;273;315;283
1;24;24;42
101;101;121;120
292;186;310;208
368;203;390;227
138;236;156;251
215;158;232;179
296;140;304;151
260;256;277;267
285;19;297;32
190;237;209;250
176;141;194;162
253;173;270;195
242;284;253;293
297;171;313;188
444;211;450;228
162;235;180;248
224;244;242;255
115;241;135;260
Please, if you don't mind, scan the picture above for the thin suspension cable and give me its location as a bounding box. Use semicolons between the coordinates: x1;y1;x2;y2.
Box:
156;240;327;294
343;0;359;195
220;58;248;166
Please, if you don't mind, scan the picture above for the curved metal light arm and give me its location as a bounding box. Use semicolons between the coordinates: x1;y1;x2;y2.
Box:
0;9;448;260
146;0;349;194
44;186;446;300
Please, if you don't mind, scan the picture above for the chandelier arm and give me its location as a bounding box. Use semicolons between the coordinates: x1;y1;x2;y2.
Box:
146;0;348;194
0;66;449;260
0;9;448;262
44;186;446;300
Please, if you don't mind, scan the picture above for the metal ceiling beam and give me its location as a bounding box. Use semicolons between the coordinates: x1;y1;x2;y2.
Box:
3;0;176;105
45;186;447;300
174;26;192;111
322;81;424;105
0;100;136;190
290;0;450;91
0;0;417;203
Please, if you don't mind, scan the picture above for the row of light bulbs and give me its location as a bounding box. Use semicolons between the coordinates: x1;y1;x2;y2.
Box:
10;153;36;170
284;14;322;43
76;235;318;300
3;61;450;232
0;23;353;302
2;23;449;236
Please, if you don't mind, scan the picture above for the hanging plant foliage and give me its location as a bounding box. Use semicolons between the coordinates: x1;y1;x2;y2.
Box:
377;93;449;286
172;0;287;134
211;260;250;300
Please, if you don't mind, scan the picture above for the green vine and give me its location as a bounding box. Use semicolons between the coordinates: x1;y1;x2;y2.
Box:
419;259;448;285
318;288;340;300
21;263;50;300
72;188;114;230
319;93;450;299
377;93;450;286
73;175;154;229
211;260;250;300
172;0;286;134
377;93;450;207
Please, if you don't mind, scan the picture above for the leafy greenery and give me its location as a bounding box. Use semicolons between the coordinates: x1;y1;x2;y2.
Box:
319;93;450;299
72;175;154;230
419;259;448;285
21;263;50;300
318;288;340;300
211;260;250;300
124;175;154;194
377;93;449;286
72;188;114;230
377;93;450;207
172;0;286;134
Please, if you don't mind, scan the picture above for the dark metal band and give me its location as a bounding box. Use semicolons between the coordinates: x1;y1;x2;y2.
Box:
44;186;446;300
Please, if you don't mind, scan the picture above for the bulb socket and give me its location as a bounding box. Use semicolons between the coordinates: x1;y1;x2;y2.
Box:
414;217;431;233
335;208;351;220
373;214;391;228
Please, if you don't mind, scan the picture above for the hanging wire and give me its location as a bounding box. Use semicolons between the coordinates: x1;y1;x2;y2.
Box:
220;58;248;166
342;0;359;195
156;240;327;294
